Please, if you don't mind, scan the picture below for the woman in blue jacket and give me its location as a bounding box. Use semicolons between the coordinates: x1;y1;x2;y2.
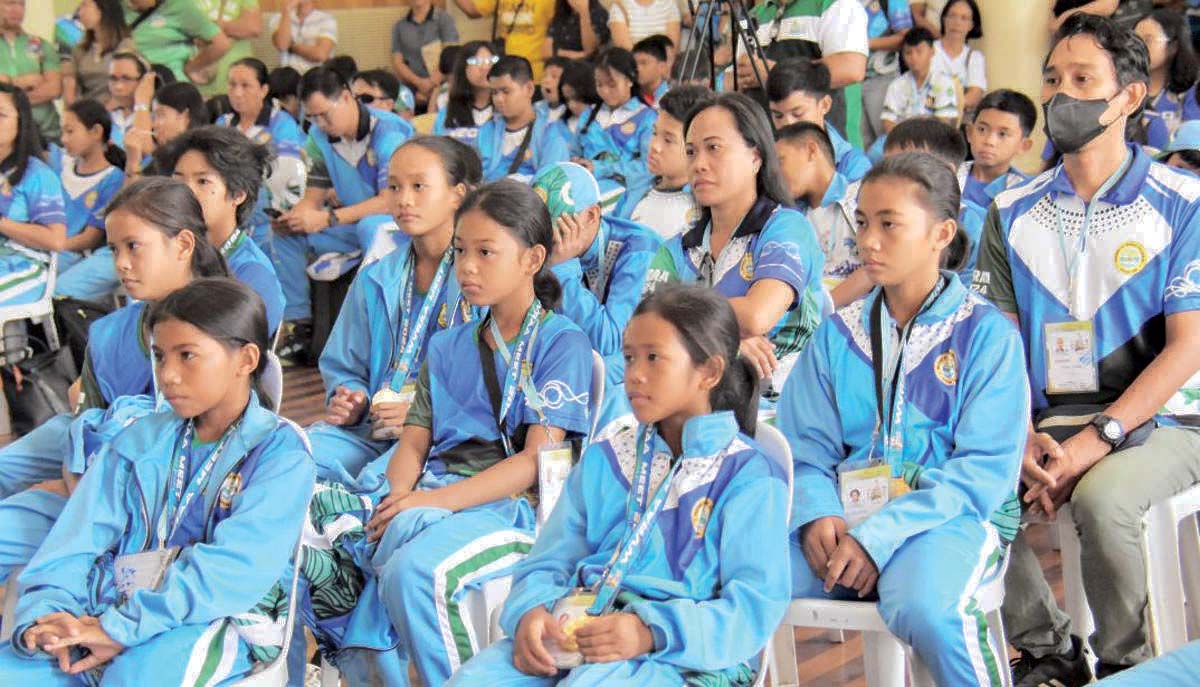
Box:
0;277;314;686
778;153;1029;687
644;93;827;408
571;49;656;219
448;284;790;686
311;136;482;486
0;179;229;500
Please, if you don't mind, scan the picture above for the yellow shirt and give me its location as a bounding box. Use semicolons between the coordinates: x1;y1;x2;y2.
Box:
475;0;555;78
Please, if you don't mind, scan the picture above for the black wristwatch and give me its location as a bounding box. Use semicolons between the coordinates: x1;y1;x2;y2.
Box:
1090;413;1125;449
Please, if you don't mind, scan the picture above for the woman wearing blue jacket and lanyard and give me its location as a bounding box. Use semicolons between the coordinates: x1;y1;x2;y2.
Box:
778;153;1028;687
311;137;481;486
0;180;228;500
644;93;827;409
0;278;314;686
216;58;306;255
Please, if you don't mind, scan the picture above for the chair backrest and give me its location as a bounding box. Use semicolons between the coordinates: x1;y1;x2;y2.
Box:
755;422;794;524
589;350;606;441
262;352;284;413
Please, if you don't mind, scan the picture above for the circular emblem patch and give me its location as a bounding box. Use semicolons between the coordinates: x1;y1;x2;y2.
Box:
738;252;754;281
218;472;243;510
1114;241;1147;275
691;498;714;538
437;302;449;328
366;148;377;167
621;121;637;135
934;350;958;386
83;190;98;208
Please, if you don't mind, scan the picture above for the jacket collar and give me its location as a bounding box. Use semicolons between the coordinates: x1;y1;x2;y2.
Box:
861;269;966;331
1047;143;1147;207
651;411;740;459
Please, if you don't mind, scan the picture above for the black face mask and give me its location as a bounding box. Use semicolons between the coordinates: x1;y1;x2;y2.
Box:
1043;92;1120;155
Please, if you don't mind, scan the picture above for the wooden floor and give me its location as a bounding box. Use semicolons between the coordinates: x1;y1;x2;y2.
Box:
277;365;1066;686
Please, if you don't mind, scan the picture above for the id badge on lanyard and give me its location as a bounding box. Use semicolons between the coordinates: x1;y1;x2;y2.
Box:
1044;320;1099;394
114;547;180;602
537;441;573;524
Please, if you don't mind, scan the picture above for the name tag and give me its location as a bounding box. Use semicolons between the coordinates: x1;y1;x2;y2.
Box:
547;589;598;668
537;441;574;525
838;463;890;528
114;546;179;602
1044;321;1099;395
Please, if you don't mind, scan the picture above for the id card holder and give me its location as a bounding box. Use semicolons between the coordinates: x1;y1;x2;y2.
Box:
838;461;890;528
114;546;180;602
546;588;598;669
1044;321;1099;395
371;384;417;441
537;441;574;524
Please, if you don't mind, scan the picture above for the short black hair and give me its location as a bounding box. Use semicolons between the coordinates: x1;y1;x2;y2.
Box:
902;27;937;48
489;54;534;83
767;58;832;102
671;48;712;83
299;66;349;101
1049;13;1150;97
355;69;401;100
544;55;571;72
267;66;301;101
975;89;1038;136
324;55;359;84
775;121;835;165
632;34;673;63
884;117;968;165
942;0;983;40
438;44;461;75
154;82;207;130
153;125;275;227
658;84;715;123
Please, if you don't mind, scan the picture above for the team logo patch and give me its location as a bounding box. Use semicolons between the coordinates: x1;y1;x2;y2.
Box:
738;252;753;281
83;190;98;208
685;207;701;225
691;498;714;538
366;149;377;167
255;130;273;145
934;350;958;386
524;148;534;161
437;302;448;328
217;472;243;510
620;121;637;135
1114;240;1147;275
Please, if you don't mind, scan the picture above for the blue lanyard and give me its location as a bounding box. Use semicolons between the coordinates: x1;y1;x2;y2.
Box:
156;420;239;549
1052;151;1131;302
487;300;545;455
589;425;683;615
388;248;454;390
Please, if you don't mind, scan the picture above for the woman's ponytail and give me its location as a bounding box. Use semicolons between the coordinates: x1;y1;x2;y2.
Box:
190;239;231;279
711;355;760;437
533;266;562;310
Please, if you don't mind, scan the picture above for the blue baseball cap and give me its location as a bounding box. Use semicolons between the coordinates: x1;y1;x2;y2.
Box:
1161;120;1200;157
531;162;601;220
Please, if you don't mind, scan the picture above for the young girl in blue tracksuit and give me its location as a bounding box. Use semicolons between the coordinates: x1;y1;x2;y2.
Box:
777;153;1029;687
356;180;594;686
217;58;307;255
644;93;827;407
572;49;657;219
447;283;791;687
154;125;286;335
0;84;67;308
53;99;127;303
0;178;230;500
434;42;498;147
311;136;482;486
0;277;315;686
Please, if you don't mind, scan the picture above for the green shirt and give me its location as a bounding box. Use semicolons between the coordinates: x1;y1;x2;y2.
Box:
126;0;222;83
196;0;258;96
746;0;868;149
0;32;61;142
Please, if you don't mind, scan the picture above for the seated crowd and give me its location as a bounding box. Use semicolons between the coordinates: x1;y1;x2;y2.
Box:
0;0;1196;685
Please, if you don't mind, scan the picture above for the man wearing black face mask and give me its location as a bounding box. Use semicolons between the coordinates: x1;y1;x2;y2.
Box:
972;13;1200;686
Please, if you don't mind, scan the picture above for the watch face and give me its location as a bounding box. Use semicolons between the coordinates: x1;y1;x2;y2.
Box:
1102;421;1122;441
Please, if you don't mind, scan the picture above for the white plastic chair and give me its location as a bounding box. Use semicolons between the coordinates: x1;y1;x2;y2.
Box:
0;254;60;366
231;533;306;687
1056;482;1200;661
752;423;794;687
769;555;1012;687
261;352;284;413
589;351;605;442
